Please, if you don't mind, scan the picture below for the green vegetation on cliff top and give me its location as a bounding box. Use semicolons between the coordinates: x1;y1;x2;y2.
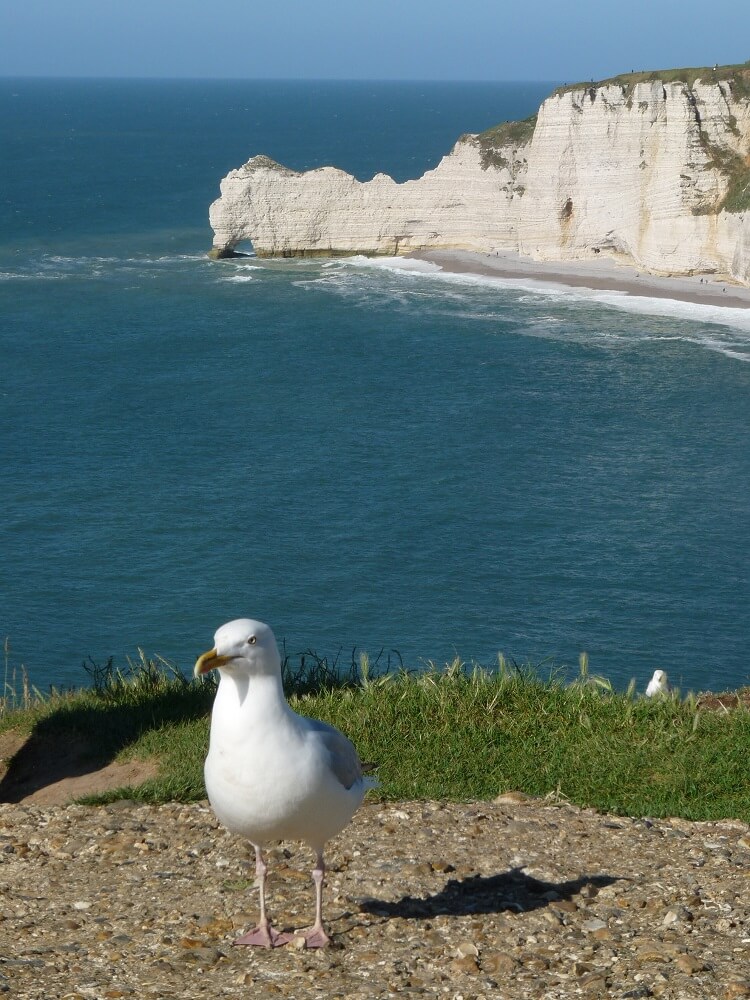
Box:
1;651;749;822
553;60;750;99
470;115;538;170
463;60;750;212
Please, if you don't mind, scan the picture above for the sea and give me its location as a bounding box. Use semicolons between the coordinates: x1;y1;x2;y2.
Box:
2;78;749;694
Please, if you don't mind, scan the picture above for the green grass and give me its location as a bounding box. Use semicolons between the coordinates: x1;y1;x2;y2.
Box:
688;131;750;216
704;143;750;214
301;662;750;821
2;650;749;821
461;115;538;171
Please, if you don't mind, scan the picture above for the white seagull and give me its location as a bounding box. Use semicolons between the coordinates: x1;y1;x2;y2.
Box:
195;618;375;948
645;669;670;698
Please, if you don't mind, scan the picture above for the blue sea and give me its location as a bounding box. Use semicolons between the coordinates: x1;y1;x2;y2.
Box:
2;79;749;694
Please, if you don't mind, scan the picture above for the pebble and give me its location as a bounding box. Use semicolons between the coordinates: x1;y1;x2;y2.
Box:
450;955;480;974
663;905;693;926
674;953;706;975
455;939;479;958
0;799;747;998
481;951;518;975
724;985;750;999
582;918;607;933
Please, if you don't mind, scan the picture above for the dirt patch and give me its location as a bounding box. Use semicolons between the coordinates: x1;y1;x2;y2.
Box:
0;727;157;805
696;689;750;711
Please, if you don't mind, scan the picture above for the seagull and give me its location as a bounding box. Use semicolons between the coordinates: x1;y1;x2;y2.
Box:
195;618;375;948
645;669;670;698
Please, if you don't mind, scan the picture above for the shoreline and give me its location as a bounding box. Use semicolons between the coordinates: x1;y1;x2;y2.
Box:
408;249;750;311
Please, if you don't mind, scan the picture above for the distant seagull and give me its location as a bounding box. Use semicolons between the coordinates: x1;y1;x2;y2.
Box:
195;618;376;948
645;669;670;697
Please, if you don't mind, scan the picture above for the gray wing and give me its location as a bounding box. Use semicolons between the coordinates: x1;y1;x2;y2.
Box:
308;718;363;790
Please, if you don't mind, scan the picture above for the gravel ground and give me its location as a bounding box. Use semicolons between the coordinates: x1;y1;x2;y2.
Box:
1;795;749;999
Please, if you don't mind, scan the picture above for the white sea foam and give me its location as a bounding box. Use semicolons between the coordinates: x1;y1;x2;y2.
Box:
344;254;443;276
222;274;254;283
0;270;71;281
6;251;221;283
339;255;750;359
155;254;207;262
47;255;119;264
510;277;750;344
534;309;749;361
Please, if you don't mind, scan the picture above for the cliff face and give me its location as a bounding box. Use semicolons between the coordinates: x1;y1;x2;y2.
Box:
209;72;750;283
208;143;528;258
519;80;750;281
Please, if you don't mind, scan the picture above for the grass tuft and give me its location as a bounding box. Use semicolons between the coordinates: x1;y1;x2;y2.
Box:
2;638;43;717
466;115;538;171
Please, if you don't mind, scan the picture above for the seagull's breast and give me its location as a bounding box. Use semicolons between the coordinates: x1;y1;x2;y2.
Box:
204;708;364;848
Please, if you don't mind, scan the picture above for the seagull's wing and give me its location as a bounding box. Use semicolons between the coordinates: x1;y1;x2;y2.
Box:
307;719;363;790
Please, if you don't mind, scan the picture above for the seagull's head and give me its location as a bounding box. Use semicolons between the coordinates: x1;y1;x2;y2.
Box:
194;618;281;678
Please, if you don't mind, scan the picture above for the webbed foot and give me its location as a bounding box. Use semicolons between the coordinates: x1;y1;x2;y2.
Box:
234;923;289;948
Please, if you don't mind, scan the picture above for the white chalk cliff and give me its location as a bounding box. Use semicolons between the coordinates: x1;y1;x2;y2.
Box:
209;68;750;284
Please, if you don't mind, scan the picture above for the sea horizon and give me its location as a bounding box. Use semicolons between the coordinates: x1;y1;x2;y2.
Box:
1;74;563;84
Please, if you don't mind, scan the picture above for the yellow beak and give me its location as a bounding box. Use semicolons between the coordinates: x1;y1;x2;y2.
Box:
194;647;230;677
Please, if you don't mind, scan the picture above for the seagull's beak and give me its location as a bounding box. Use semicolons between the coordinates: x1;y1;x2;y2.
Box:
194;647;231;677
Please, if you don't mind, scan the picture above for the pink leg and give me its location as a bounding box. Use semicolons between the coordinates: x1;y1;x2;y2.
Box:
234;845;290;948
296;850;331;948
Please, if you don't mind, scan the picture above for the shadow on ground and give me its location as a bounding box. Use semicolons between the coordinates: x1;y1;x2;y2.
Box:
360;868;621;919
0;682;212;804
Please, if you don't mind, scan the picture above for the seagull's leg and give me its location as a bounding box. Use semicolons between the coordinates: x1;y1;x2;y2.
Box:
234;845;289;948
297;850;331;948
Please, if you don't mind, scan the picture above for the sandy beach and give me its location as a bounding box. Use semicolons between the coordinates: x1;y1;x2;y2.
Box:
409;249;750;311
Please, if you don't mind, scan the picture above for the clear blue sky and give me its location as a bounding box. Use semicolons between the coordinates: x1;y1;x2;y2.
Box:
1;0;747;81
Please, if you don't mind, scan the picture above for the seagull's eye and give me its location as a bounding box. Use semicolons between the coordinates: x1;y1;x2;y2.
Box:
247;636;257;645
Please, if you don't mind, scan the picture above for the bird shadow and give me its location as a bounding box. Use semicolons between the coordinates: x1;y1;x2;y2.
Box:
359;868;621;920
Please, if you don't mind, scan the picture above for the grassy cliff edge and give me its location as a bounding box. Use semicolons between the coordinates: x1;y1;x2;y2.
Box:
1;653;748;822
